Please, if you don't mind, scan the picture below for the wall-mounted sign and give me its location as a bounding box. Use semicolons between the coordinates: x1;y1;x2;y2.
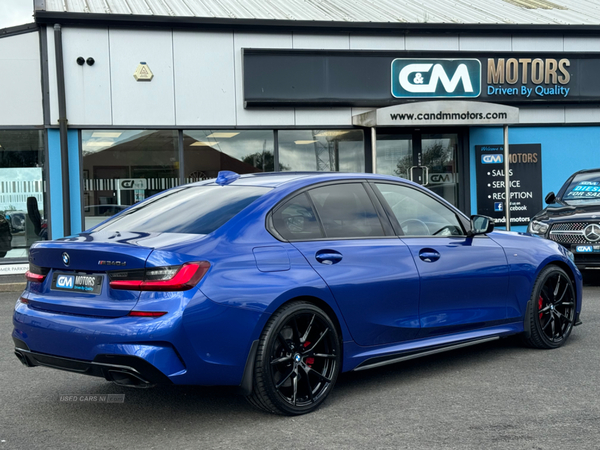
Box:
117;179;147;190
243;50;600;107
391;59;481;99
0;263;28;275
475;144;542;226
353;101;518;127
134;62;153;81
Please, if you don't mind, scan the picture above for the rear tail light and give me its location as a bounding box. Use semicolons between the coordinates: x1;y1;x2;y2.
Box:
25;264;49;283
109;261;210;291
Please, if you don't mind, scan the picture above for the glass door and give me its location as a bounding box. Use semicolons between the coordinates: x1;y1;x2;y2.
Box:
375;130;460;208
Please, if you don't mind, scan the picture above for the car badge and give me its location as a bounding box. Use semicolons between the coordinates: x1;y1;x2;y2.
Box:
62;252;70;266
583;224;600;242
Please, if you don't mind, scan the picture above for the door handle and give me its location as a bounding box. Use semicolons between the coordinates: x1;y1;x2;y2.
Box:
315;250;343;265
419;249;440;262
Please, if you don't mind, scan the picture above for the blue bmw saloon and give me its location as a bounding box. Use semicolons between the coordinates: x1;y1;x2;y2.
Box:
13;171;582;415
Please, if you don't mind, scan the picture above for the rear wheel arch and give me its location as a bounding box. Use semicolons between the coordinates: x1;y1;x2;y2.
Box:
246;299;343;415
240;296;346;403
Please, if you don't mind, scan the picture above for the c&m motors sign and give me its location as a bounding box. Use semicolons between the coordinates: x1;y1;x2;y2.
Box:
391;59;482;99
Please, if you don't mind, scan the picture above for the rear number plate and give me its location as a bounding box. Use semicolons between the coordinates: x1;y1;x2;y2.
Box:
52;273;103;295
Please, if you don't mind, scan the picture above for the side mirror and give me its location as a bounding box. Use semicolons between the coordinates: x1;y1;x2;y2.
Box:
468;215;495;237
545;192;556;204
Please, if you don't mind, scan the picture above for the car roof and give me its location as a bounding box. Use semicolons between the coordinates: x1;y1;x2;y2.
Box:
195;171;412;188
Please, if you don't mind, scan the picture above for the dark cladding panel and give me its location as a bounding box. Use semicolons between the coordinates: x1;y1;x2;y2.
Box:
243;51;393;106
577;59;600;98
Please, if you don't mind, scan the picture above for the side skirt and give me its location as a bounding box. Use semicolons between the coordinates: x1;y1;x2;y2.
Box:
354;336;500;372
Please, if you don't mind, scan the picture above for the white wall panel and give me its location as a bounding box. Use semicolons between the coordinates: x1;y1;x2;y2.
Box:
565;107;600;124
110;29;175;126
173;31;236;126
60;27;112;125
0;31;43;126
292;33;350;49
518;106;565;124
234;32;294;126
459;35;511;51
512;36;563;52
294;108;352;126
406;35;459;50
349;35;405;50
564;36;600;52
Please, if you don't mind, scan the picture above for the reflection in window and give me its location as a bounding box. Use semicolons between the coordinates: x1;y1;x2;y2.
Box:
272;193;323;241
0;130;46;259
375;183;463;236
82;130;179;230
422;134;458;206
309;184;384;238
279;130;364;172
376;134;412;178
183;130;274;182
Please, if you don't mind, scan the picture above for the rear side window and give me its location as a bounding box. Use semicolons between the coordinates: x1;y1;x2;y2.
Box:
272;193;323;240
94;185;270;235
309;184;385;238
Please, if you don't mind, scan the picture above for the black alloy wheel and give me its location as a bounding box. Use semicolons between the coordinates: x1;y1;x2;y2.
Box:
247;301;341;415
524;266;576;349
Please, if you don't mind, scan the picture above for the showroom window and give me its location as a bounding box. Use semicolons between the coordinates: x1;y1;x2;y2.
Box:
183;130;275;181
81;130;179;231
278;130;364;172
0;130;46;259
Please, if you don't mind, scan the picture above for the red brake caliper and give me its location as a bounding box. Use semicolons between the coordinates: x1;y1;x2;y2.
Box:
303;342;314;367
538;295;544;320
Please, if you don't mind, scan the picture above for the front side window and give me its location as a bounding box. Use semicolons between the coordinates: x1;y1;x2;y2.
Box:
95;185;270;235
375;183;464;236
309;184;384;238
0;130;46;259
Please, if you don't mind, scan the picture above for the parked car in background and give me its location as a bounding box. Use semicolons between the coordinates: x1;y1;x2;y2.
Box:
6;211;26;233
0;214;12;257
15;171;582;415
528;168;600;272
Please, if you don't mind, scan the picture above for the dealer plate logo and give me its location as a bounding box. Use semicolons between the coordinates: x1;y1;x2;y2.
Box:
391;59;481;98
56;275;74;289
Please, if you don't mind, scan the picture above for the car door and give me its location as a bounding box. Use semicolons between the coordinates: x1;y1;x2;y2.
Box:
270;182;421;346
372;182;509;338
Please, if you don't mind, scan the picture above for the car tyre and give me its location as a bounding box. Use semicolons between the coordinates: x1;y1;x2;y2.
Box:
523;265;576;349
247;301;341;415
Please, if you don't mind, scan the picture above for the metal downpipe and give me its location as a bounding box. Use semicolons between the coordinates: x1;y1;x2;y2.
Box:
54;24;71;236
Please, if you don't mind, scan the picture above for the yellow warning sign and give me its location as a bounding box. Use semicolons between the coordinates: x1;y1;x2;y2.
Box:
134;62;154;81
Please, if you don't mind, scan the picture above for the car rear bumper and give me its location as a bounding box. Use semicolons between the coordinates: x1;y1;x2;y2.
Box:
12;290;264;387
14;338;171;387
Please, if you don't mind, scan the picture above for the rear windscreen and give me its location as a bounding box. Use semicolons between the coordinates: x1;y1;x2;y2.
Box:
94;185;271;235
562;173;600;204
